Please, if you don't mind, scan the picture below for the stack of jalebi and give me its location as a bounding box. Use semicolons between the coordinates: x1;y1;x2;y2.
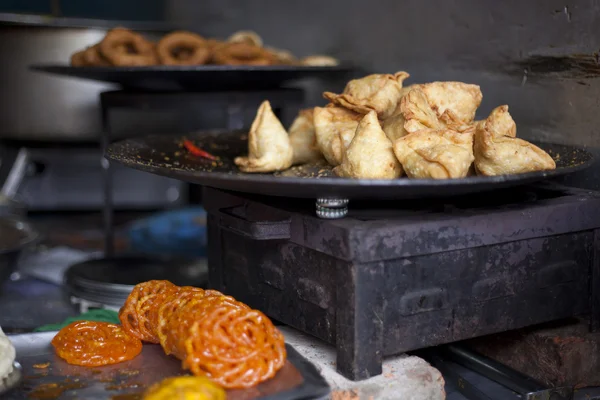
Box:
118;280;287;389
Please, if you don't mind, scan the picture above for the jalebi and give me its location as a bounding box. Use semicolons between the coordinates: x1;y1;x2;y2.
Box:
51;321;142;367
120;281;287;389
119;280;178;343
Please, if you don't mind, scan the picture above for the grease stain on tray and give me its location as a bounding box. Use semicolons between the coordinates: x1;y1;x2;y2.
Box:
27;382;87;399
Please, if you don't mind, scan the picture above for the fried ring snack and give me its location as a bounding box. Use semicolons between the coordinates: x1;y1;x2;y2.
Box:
212;42;275;66
266;47;297;65
51;321;142;367
143;376;226;400
119;280;178;342
157;31;210;66
99;27;157;66
83;44;111;66
227;30;263;47
300;55;339;66
184;302;287;389
70;49;88;66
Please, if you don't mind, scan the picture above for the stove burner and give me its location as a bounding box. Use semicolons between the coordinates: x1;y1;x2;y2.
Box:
203;183;600;381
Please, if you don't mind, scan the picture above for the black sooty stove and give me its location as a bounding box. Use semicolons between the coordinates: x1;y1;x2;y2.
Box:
203;183;600;381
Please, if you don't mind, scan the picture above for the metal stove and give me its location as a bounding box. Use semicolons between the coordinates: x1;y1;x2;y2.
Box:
202;183;600;382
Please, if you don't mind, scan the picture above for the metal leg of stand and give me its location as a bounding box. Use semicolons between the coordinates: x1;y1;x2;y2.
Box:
101;105;115;258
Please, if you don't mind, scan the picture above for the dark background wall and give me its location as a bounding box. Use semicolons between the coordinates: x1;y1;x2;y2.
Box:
166;0;600;187
166;0;599;142
3;0;599;186
0;0;166;21
5;0;599;148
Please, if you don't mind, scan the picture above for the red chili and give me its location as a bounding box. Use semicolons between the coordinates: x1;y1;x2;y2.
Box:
183;139;217;160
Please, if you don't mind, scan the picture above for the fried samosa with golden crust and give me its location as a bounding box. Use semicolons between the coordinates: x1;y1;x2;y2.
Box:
473;105;555;176
234;100;293;173
392;128;475;179
334;111;403;179
288;109;323;165
323;71;411;119
391;86;476;139
416;82;482;124
380;85;416;142
314;106;362;166
477;105;516;138
382;109;407;142
400;88;448;133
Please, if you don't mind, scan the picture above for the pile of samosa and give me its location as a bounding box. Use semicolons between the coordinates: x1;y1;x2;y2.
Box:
234;71;556;179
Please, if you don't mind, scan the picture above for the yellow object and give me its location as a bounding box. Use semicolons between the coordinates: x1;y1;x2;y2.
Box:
143;376;226;400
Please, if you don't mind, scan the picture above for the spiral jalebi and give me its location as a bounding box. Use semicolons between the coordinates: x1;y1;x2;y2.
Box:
118;280;178;343
119;280;287;389
156;288;207;356
185;303;286;388
51;321;142;367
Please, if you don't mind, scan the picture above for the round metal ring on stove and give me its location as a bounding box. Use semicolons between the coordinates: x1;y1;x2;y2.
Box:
315;205;348;219
316;198;349;208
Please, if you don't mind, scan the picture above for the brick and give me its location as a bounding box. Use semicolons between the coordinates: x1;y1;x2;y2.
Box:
466;318;600;388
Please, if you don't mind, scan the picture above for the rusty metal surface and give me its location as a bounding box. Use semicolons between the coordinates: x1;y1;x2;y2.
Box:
106;130;594;200
6;332;329;400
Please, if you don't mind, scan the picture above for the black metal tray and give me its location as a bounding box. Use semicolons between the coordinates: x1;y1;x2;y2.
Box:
31;64;352;91
6;331;329;399
105;130;595;200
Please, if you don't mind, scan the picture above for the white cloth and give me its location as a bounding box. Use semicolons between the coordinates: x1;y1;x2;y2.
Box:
0;326;15;382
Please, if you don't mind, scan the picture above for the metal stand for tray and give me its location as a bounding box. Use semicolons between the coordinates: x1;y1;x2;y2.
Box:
99;89;305;257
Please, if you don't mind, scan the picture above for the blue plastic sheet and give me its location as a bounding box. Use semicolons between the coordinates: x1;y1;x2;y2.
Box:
127;207;207;258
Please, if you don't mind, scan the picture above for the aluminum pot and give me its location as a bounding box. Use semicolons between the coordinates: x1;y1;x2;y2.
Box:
0;217;39;286
0;13;169;142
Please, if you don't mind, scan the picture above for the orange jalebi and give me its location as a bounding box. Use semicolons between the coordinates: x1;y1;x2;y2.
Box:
169;293;248;361
184;303;286;388
51;321;142;367
119;281;287;389
119;280;178;343
156;287;206;355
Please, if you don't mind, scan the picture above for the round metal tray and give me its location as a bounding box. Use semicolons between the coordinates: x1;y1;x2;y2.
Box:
106;130;595;200
31;64;352;91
